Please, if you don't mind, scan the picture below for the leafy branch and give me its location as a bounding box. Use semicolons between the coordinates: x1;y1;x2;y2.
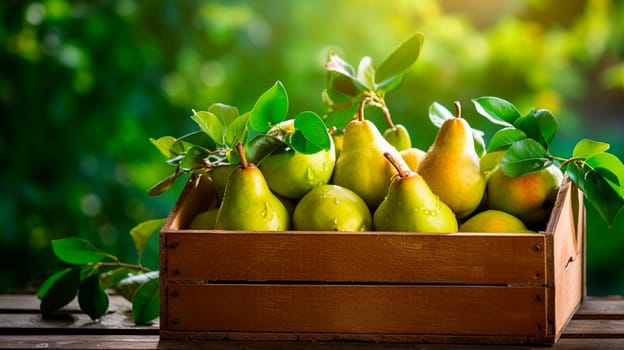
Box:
472;96;624;226
37;219;164;325
322;32;424;129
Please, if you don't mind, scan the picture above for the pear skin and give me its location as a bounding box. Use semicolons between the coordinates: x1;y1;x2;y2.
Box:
374;153;458;233
293;184;372;231
400;147;426;171
383;124;412;151
332;114;408;210
416;102;485;218
487;164;563;228
215;144;290;231
460;210;535;233
188;208;219;230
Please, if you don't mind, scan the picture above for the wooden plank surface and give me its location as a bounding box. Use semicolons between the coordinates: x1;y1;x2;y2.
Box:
163;231;547;285
165;284;547;337
0;295;622;349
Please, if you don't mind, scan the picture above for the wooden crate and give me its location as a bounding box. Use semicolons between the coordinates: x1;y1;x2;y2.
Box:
159;174;585;344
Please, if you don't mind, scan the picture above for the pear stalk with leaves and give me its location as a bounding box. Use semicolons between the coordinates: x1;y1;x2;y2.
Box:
374;152;458;233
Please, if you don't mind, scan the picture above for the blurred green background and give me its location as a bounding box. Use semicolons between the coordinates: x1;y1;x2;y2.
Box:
1;0;623;295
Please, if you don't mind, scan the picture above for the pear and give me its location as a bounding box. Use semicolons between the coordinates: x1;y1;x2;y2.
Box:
487;164;563;228
260;142;335;200
374;152;458;233
460;210;535;233
214;143;290;231
416;102;485;218
331;110;408;210
383;124;412;151
400;147;426;171
293;184;372;231
187;208;219;230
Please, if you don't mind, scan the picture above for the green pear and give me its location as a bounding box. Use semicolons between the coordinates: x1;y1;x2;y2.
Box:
214;143;290;231
374;152;458;233
487;164;563;228
331;113;408;210
260;140;335;200
383;124;412;151
293;184;372;231
187;208;219;230
416;102;485;218
460;210;535;233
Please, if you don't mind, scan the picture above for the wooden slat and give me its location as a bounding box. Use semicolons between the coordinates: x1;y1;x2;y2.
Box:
164;284;547;338
0;313;158;335
162;231;547;285
562;319;624;338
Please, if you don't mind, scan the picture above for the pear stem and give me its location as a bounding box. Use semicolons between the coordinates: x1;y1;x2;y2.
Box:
327;126;337;135
357;97;371;122
383;152;410;178
236;143;249;169
454;101;461;119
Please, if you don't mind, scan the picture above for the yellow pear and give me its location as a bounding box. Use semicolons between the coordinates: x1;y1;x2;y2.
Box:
460;210;535;233
187;208;219;230
400;147;426;171
417;102;485;218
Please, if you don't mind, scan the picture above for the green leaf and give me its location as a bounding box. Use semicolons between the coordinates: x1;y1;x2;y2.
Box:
472;128;486;158
149;136;177;158
573;139;610;159
584;169;624;227
114;271;158;302
100;267;138;290
245;134;285;165
39;267;81;315
356;56;376;91
249;81;289;133
500;139;552;177
191;110;225;145
513;109;558;149
147;170;181;196
78;273;109;320
325;52;357;80
472;96;522;126
428;102;454;127
132;277;160;325
288;111;331;154
129;219;166;264
179;146;210;171
487;127;527;152
480;150;506;174
52;238;110;265
565;161;586;193
326;73;359;103
207;103;239;126
174;131;217;152
376;32;424;85
223;112;249;147
375;72;404;93
323;102;359;128
586;152;624;196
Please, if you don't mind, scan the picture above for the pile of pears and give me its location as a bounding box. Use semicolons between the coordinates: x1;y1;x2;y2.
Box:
188;102;563;234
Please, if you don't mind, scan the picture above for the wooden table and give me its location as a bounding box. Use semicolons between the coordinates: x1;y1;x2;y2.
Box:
0;294;622;349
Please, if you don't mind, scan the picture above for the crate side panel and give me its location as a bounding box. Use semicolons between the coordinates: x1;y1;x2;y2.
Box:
164;232;546;285
553;184;585;337
165;284;548;337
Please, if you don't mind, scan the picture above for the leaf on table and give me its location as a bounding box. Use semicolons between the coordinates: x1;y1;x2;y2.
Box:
132;277;160;325
39;267;81;315
472;96;522;126
52;238;111;265
78;273;110;320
